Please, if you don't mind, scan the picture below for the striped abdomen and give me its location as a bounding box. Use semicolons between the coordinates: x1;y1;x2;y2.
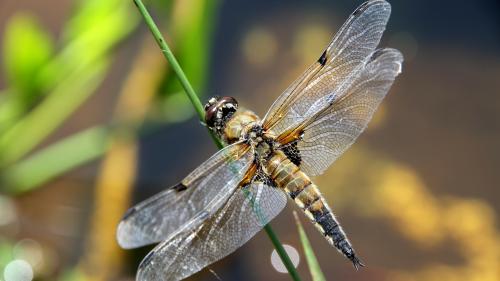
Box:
266;150;364;268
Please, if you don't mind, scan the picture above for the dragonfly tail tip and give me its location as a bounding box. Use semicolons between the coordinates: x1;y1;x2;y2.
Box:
352;255;365;270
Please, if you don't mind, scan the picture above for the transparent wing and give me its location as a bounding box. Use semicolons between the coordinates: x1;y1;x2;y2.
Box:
262;0;392;136
297;48;403;176
116;142;253;249
136;181;287;281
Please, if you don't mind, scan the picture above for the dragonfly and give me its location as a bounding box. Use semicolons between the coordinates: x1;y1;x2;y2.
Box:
117;0;403;280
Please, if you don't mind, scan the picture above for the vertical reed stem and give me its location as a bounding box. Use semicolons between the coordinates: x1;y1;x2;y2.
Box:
132;1;301;280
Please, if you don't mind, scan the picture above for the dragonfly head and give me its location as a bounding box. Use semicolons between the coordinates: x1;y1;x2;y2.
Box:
204;96;239;133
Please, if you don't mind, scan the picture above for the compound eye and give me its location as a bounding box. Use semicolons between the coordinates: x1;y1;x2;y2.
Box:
204;105;218;128
219;96;238;109
204;96;220;111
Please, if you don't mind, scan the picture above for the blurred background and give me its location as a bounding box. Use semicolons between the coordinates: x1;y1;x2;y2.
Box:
0;0;499;280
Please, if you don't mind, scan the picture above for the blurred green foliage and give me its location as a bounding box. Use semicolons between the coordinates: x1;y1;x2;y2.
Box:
0;0;139;193
0;0;219;195
2;126;109;194
156;1;220;122
57;268;86;281
3;13;53;110
0;0;138;170
0;239;15;271
0;0;221;279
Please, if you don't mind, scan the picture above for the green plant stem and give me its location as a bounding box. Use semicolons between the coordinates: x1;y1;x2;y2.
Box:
133;0;222;148
133;1;301;280
294;211;326;281
264;224;302;281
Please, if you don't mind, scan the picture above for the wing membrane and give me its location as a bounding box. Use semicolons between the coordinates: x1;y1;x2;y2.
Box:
297;48;403;176
262;0;392;136
136;181;287;281
116;142;253;249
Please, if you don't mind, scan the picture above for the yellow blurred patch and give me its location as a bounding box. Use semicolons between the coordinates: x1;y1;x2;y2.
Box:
292;24;331;64
316;144;500;281
368;103;387;131
242;27;277;68
375;165;443;247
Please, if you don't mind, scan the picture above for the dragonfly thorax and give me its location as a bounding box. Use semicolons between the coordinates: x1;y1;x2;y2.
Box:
241;123;277;163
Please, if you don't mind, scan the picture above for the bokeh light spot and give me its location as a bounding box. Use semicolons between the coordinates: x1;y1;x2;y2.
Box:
242;27;277;67
270;244;300;273
13;239;43;270
293;24;330;64
3;259;33;281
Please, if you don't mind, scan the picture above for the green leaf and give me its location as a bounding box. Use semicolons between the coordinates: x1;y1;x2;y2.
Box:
3;13;54;104
0;89;23;132
1;126;109;194
0;59;109;167
38;0;138;92
0;0;140;167
293;211;327;281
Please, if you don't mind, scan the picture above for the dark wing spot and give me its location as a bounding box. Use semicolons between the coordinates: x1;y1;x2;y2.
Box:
173;183;188;192
369;48;385;62
318;50;328;66
139;249;156;270
351;0;374;17
121;206;137;221
281;141;302;166
352;4;365;16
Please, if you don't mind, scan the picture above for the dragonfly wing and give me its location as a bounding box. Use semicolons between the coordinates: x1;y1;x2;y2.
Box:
262;0;392;136
297;48;403;176
136;181;287;281
116;142;253;249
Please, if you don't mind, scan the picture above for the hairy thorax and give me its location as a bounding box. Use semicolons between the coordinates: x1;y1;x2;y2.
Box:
225;109;281;166
223;109;260;144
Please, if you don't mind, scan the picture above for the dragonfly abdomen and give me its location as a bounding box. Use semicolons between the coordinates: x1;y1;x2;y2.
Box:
266;150;364;269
